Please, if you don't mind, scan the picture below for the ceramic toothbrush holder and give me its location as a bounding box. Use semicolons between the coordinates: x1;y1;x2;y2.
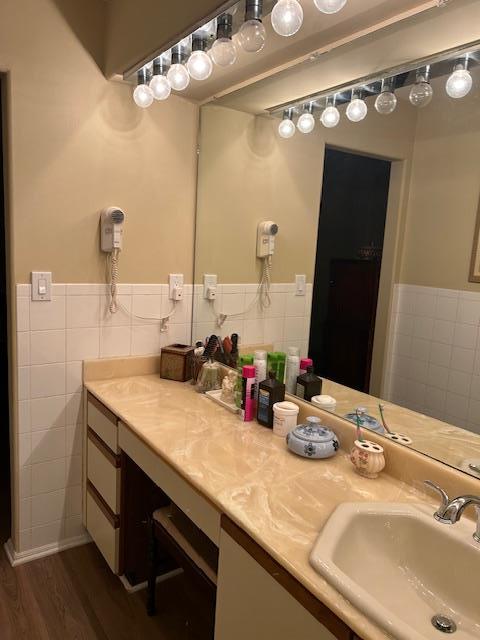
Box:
350;440;385;479
384;432;413;446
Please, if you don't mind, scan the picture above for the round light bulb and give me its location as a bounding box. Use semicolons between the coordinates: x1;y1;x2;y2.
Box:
346;97;368;122
321;105;340;128
278;118;296;138
409;79;433;108
237;19;267;53
271;0;303;37
187;50;213;81
210;38;237;66
446;67;472;99
313;0;347;14
375;90;397;115
149;75;171;101
166;64;190;91
297;112;315;134
133;84;154;108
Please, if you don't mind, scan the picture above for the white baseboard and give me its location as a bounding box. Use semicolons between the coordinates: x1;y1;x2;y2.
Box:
4;533;91;567
119;568;183;593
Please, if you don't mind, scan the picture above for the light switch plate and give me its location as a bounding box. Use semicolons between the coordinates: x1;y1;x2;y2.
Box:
203;274;217;299
31;271;52;301
295;275;306;297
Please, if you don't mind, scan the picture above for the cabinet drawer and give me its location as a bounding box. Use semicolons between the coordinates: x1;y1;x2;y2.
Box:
87;394;118;453
87;437;120;514
86;491;119;573
119;422;221;545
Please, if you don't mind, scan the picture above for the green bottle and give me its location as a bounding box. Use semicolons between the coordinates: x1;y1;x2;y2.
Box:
275;351;286;383
267;352;286;382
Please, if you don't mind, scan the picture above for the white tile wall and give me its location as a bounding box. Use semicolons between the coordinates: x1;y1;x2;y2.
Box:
15;280;310;555
15;283;193;554
192;283;313;357
386;284;480;433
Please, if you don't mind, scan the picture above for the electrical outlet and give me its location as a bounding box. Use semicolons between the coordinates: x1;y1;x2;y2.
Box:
295;275;306;297
169;274;184;301
203;274;217;299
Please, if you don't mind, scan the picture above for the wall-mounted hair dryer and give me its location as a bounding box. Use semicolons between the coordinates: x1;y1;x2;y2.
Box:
101;206;126;253
101;206;126;313
257;221;279;258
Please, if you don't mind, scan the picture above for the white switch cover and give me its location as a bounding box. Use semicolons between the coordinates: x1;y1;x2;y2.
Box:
203;274;217;299
169;273;184;300
295;275;306;297
31;272;52;301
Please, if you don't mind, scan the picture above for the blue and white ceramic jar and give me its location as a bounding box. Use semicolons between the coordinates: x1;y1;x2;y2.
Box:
286;417;339;459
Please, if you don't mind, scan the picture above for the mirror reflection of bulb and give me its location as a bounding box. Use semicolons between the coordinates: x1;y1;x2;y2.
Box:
133;84;154;108
278;118;296;138
149;75;171;101
167;64;190;91
346;98;367;122
187;50;213;81
313;0;347;13
409;79;433;108
321;105;340;128
375;91;397;115
446;68;472;99
271;0;303;37
210;38;237;66
237;19;267;53
297;113;315;134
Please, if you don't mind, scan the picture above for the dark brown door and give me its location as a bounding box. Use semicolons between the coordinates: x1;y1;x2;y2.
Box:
324;259;381;393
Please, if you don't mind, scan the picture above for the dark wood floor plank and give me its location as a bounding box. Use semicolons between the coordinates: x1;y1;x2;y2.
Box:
25;552;103;640
63;544;187;639
0;543;212;640
0;551;50;640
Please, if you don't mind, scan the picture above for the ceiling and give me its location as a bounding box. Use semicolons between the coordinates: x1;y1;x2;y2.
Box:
173;0;437;104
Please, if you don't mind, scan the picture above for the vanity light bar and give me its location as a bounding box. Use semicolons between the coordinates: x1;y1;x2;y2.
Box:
271;40;480;137
130;0;350;107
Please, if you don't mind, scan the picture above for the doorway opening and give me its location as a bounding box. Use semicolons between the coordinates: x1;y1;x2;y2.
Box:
0;77;11;543
309;147;391;393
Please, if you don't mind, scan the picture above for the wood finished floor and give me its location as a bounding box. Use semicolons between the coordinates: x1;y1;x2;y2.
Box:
0;543;213;640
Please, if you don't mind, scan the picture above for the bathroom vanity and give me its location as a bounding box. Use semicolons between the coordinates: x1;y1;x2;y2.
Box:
82;355;479;640
83;374;350;639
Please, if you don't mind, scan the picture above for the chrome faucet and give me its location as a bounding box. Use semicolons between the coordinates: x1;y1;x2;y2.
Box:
425;480;480;543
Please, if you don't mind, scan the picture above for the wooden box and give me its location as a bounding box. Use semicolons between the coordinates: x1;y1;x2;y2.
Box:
160;344;195;382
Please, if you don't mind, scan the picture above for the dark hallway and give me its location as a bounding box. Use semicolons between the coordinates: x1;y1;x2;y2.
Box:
309;147;391;392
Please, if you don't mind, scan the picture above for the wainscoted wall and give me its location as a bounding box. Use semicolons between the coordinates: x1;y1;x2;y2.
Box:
192;283;313;358
15;280;310;556
386;284;480;434
15;283;193;556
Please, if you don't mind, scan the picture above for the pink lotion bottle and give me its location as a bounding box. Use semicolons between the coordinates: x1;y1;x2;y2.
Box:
241;365;256;422
299;357;313;376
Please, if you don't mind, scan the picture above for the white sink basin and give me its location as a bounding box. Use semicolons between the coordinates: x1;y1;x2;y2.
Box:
310;503;480;640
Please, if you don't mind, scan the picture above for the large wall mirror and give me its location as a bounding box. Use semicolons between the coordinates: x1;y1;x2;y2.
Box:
192;0;480;480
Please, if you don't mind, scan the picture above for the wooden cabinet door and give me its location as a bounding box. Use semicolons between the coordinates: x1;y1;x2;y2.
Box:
215;529;342;640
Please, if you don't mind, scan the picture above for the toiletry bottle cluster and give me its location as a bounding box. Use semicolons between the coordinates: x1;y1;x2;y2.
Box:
237;348;322;427
196;334;322;427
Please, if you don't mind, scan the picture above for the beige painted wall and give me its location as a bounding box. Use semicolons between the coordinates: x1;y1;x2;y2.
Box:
400;75;480;292
195;105;324;284
2;0;199;285
195;100;417;284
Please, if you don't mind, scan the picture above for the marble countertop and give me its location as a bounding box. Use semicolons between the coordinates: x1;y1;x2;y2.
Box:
85;374;435;640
